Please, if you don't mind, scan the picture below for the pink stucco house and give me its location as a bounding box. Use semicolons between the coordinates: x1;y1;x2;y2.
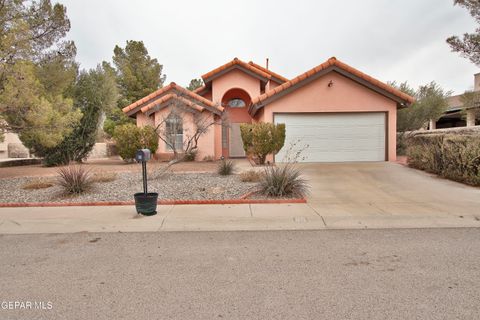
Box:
122;57;414;162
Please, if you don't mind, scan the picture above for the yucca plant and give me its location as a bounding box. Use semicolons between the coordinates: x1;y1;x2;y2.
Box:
56;165;93;194
259;164;309;197
217;159;235;175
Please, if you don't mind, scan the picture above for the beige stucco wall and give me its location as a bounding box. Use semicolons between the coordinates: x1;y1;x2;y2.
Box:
261;72;398;161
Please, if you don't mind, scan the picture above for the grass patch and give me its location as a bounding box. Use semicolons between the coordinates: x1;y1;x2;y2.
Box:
21;179;54;190
91;172;117;183
239;170;264;182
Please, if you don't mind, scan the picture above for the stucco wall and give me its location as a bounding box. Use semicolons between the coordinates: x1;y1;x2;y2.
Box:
136;113;154;127
153;107;216;161
261;72;398;161
211;69;261;106
210;68;262;158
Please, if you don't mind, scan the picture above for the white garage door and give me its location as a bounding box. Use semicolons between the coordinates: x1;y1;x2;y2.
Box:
275;113;386;162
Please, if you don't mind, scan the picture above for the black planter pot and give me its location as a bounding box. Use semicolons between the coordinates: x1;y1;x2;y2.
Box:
134;192;158;216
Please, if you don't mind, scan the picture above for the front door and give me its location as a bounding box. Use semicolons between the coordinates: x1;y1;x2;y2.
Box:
229;123;246;157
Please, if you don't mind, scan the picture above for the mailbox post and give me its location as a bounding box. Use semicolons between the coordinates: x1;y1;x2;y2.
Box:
136;149;151;195
133;149;158;216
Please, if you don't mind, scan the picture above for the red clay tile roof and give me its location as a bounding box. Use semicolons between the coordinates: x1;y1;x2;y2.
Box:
141;93;205;114
122;82;223;115
248;61;288;83
193;85;207;94
201;58;271;82
251;57;415;107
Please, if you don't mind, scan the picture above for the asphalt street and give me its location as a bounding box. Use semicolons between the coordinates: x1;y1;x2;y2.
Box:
1;229;479;319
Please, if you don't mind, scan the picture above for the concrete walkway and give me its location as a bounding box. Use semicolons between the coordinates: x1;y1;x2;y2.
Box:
0;202;479;234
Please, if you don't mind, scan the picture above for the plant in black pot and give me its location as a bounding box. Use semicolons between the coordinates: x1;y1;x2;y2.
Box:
134;149;158;216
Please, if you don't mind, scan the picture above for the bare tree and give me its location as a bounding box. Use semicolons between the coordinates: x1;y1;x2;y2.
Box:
149;91;228;166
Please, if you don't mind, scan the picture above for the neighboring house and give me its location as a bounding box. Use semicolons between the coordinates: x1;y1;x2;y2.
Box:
0;131;30;159
123;57;414;163
431;73;480;129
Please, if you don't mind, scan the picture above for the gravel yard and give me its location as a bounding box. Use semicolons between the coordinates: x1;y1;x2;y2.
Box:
0;172;258;203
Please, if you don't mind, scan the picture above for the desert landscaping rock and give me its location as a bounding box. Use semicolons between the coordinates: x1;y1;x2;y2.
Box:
0;172;257;203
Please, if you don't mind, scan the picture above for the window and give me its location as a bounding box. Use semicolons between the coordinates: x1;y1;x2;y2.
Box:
228;98;246;108
165;113;183;151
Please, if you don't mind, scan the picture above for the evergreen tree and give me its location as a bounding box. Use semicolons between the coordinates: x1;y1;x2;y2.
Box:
187;78;204;91
112;40;166;108
447;0;480;66
0;0;80;147
43;65;118;166
103;40;166;137
392;81;450;132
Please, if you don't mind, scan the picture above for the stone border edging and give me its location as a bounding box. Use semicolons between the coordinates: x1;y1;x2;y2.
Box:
0;198;306;208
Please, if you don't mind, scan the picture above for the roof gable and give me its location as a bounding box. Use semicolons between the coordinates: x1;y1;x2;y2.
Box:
250;57;415;116
247;61;288;83
122;82;223;117
201;58;271;84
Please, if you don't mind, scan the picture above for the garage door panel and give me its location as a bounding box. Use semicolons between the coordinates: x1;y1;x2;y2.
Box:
275;113;386;162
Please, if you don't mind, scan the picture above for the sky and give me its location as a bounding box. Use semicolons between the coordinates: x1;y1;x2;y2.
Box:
58;0;479;95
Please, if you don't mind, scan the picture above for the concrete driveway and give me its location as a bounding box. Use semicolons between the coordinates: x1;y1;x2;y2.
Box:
0;162;479;234
302;162;480;218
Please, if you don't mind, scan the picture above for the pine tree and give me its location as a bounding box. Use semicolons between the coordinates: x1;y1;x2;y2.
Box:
447;0;480;66
43;66;118;166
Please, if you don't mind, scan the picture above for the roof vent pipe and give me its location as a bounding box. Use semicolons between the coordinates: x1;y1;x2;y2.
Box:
266;58;269;70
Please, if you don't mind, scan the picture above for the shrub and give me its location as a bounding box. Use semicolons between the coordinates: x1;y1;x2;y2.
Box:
240;123;286;164
239;170;264;182
113;124;158;161
406;133;480;186
217;159;235;175
203;155;214;162
184;149;197;161
56;165;93;194
259;164;309;197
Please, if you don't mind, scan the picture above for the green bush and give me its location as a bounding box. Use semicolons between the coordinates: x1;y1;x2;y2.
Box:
259;164;309;197
406;133;480;185
240;123;285;164
113;124;158;161
103;108;134;138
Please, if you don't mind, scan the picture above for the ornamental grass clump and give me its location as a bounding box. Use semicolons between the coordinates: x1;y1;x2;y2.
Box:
56;165;93;194
217;159;235;175
239;170;264;182
259;164;309;197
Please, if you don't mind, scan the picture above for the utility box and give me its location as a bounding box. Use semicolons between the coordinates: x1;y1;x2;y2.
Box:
135;149;151;162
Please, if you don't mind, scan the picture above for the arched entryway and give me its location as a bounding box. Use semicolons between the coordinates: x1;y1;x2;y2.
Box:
221;88;252;158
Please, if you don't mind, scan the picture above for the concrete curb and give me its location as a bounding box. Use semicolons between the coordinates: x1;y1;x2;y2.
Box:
0;198;307;208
